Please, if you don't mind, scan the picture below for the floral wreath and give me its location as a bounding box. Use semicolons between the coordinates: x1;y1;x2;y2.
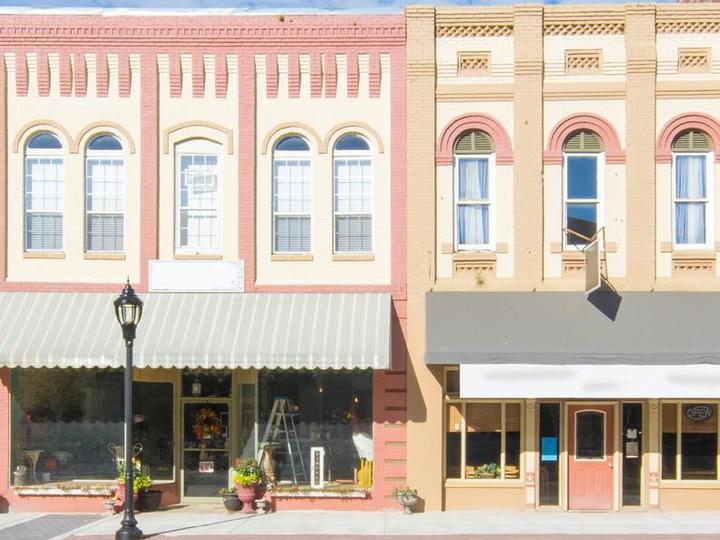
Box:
193;407;222;440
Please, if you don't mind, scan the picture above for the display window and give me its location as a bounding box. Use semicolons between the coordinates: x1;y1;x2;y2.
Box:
661;402;718;481
445;399;522;481
10;368;174;487
257;369;373;489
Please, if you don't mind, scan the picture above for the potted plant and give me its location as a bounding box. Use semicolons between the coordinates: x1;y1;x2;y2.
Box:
116;458;159;512
394;486;418;514
232;458;261;513
219;487;241;512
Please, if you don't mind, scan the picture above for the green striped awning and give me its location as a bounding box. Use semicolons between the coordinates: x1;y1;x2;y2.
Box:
0;293;391;370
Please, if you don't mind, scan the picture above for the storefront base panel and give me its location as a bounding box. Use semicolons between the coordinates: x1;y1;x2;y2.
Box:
659;487;720;511
271;494;392;511
5;493;108;512
444;486;526;511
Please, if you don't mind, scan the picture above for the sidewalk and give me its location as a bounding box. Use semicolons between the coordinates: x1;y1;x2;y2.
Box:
63;508;720;538
3;508;720;539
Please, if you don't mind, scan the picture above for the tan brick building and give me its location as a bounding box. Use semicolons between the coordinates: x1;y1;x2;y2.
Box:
407;3;720;512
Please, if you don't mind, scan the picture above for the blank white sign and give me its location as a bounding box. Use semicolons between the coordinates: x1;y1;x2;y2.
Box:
149;260;244;292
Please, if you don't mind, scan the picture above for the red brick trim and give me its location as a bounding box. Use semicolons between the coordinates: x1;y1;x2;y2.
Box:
437;113;514;166
545;112;625;165
657;112;720;164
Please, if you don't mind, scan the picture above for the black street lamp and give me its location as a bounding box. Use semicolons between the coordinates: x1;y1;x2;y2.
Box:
113;280;144;540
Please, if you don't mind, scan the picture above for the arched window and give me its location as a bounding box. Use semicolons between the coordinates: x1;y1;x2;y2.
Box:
454;130;494;250
175;139;221;252
86;134;125;252
672;130;713;248
25;132;63;251
273;136;311;253
563;130;603;247
333;134;372;253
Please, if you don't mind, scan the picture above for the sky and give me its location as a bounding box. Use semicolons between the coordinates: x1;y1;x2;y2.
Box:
0;0;676;13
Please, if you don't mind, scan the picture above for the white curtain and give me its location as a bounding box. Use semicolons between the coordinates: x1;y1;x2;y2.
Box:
458;158;489;246
675;156;706;244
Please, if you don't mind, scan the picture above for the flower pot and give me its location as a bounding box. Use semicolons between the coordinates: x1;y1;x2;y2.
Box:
234;484;257;513
398;494;417;514
138;489;163;512
222;494;242;512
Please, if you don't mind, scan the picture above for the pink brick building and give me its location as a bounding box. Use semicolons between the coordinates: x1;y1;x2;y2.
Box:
0;12;406;512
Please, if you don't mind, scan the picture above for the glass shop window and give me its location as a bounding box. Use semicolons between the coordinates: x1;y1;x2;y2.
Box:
662;402;718;481
10;369;175;487
133;382;174;481
444;401;522;481
258;369;373;488
11;368;123;485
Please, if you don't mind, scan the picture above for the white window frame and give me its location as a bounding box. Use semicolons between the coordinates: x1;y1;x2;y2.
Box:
454;153;495;251
562;152;604;249
85;136;125;253
672;152;714;250
272;143;313;254
175;139;222;254
333;139;373;254
24;135;64;252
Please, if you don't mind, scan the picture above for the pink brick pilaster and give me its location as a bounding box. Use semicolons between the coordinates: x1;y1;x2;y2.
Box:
139;51;158;292
0;368;9;505
0;54;6;283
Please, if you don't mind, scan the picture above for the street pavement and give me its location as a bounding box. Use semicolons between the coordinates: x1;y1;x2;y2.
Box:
2;508;720;539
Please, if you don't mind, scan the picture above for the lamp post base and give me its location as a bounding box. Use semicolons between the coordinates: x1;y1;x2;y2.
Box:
115;524;143;540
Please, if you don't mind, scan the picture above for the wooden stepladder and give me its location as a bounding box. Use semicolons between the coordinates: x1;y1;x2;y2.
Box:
258;397;307;484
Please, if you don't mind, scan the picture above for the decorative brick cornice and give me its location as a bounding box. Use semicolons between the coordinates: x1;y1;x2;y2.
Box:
0;15;405;46
436;24;512;38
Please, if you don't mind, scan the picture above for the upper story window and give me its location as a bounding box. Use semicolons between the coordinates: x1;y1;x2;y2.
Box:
672;130;713;249
176;139;221;252
273;136;311;253
454;130;494;250
25;132;63;251
333;134;372;253
563;130;603;247
86;134;124;252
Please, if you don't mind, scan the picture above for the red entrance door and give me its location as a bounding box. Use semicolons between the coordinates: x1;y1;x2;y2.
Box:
568;404;614;510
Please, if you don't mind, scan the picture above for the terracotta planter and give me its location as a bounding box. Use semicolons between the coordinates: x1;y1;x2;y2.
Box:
222;494;242;512
235;484;257;513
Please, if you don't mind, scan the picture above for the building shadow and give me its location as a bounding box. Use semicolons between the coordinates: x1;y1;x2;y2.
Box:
587;278;622;321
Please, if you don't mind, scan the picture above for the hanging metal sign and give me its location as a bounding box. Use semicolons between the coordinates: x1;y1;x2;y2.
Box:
685;404;714;422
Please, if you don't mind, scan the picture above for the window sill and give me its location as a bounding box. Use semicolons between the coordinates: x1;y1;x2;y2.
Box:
174;253;223;260
452;251;497;261
332;254;375;262
270;488;369;499
23;251;65;259
671;249;715;260
271;254;313;262
13;484;114;497
444;479;524;488
84;252;126;260
659;480;720;489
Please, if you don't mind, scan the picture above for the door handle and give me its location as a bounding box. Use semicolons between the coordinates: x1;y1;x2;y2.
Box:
608;462;614;468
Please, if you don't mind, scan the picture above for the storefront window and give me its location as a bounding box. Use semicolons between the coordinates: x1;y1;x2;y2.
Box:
258;369;372;488
11;369;174;487
443;401;522;481
11;368;123;485
133;382;174;481
662;402;718;481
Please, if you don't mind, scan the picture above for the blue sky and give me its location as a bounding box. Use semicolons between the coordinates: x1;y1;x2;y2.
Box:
0;0;675;12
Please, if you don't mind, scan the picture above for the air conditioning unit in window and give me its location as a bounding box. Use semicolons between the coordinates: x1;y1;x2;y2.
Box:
185;164;217;192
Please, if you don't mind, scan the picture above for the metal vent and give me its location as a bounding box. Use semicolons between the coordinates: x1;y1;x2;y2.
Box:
672;130;712;153
454;130;494;154
563;130;603;153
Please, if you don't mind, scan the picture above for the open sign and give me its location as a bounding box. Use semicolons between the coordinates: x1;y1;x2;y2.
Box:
685;405;714;422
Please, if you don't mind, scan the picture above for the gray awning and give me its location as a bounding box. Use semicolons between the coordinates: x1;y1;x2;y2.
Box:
0;292;391;369
426;291;720;365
